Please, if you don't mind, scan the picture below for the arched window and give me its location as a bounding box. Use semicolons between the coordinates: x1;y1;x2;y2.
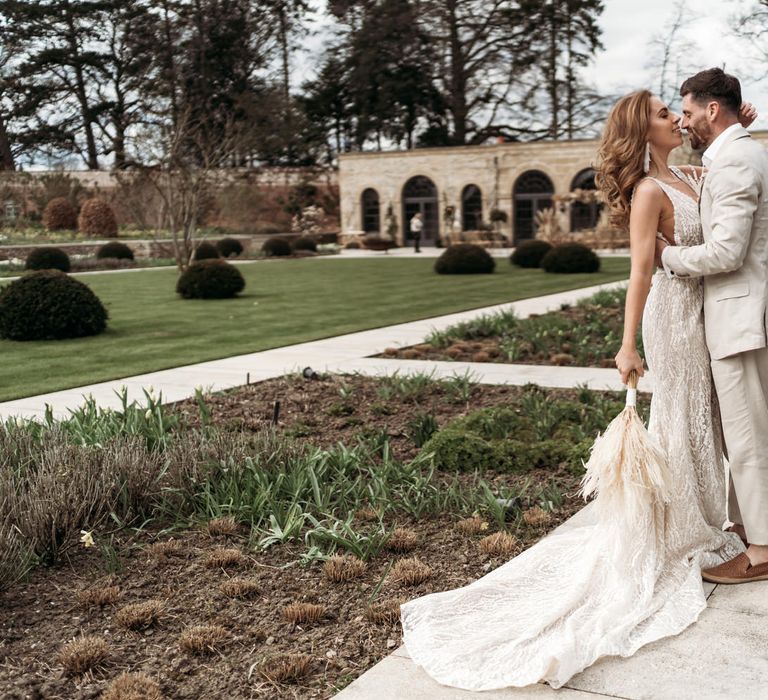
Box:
402;175;439;243
513;170;554;243
570;168;601;232
461;184;483;230
361;188;380;232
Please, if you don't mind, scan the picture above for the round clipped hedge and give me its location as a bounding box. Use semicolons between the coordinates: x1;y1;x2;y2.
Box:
262;237;292;257
292;236;318;252
96;241;134;260
194;241;220;261
217;237;244;258
42;197;78;231
78;198;118;238
434;243;495;275
176;259;245;299
541;243;600;274
510;240;553;268
0;270;108;340
25;246;71;272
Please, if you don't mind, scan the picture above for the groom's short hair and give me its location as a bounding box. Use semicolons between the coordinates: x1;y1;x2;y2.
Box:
680;68;741;115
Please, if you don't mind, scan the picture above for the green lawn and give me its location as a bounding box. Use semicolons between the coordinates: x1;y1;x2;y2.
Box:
0;256;629;401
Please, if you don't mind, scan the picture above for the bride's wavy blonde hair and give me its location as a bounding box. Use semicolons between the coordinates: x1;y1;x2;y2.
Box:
595;90;652;230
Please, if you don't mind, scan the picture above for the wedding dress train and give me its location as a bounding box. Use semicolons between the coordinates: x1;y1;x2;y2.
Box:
400;167;744;690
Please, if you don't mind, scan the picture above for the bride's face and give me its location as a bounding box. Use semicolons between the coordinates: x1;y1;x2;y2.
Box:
646;96;683;152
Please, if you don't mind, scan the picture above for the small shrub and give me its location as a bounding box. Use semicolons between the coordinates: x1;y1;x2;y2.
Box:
345;240;361;249
258;654;313;683
421;429;495;472
102;672;163;700
363;236;396;252
0;270;108;341
385;528;418;553
97;241;134;260
217;237;244;258
220;577;260;598
77;585;121;608
390;557;433;586
203;547;245;569
115;600;164;631
78;198;118;237
262;237;292;257
179;625;228;655
292;236;318;252
510;240;553;268
58;635;110;676
541;243;600;274
323;554;367;582
194;241;220;260
282;602;327;624
25;246;70;272
434;243;495;275
478;532;518;557
176;259;245;299
365;599;404;624
42;197;77;231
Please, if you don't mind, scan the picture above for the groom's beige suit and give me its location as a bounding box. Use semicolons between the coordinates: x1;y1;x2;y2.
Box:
662;123;768;545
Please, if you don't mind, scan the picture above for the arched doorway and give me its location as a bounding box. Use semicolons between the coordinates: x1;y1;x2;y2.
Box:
570;168;601;232
402;175;438;245
513;170;554;243
361;188;380;232
461;184;483;230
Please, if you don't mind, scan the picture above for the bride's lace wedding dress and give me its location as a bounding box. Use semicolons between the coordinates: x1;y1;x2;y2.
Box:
400;166;745;690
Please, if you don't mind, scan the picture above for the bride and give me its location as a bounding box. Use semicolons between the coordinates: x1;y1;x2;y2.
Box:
399;89;756;690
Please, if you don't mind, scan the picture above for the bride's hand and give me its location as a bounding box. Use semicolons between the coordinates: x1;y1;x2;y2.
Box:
615;345;645;384
739;101;758;128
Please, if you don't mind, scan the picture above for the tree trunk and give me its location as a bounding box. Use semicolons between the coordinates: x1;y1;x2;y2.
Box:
0;113;15;171
548;2;559;139
446;0;468;144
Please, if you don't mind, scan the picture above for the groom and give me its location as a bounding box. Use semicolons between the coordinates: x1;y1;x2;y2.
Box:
655;67;768;583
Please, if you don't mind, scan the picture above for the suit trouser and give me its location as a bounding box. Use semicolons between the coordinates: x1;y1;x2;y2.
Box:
711;346;768;545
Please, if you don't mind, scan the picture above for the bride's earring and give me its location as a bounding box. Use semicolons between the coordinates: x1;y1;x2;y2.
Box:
643;142;651;174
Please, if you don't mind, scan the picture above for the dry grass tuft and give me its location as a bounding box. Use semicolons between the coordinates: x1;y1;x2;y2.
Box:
178;625;228;655
390;557;433;586
355;507;381;522
322;554;367;582
58;635;110;676
115;600;164;631
77;585;120;608
145;539;183;559
205;516;240;537
455;516;490;536
365;599;404;624
203;547;246;569
385;527;419;553
478;531;518;557
102;671;163;700
257;653;314;683
282;602;327;625
220;577;260;599
523;506;553;527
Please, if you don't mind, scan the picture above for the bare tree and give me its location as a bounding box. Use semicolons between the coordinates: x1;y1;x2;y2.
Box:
732;1;768;80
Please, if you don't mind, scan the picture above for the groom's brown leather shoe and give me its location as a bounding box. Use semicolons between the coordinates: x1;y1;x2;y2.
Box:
702;553;768;584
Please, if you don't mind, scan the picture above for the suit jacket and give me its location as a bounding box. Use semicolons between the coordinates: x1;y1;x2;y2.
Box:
663;125;768;360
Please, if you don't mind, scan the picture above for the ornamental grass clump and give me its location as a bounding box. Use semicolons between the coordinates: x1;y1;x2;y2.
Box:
365;599;404;624
102;672;164;700
58;635;110;676
115;600;164;631
257;654;313;683
178;625;228;655
146;539;183;559
390;557;433;586
42;197;77;231
385;527;418;553
510;239;553;268
282;602;327;624
25;246;70;272
322;554;367;582
77;585;121;608
434;243;495;275
220;577;260;598
78;198;118;237
478;531;518;557
205;516;240;537
204;547;246;569
0;270;107;341
455;516;490;536
176;259;245;299
97;241;134;260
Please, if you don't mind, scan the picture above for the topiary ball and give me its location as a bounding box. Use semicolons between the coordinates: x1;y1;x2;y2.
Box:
217;237;244;258
421;429;496;472
292;236;318;252
540;243;600;274
510;240;553;268
25;246;71;272
434;243;495;275
78;198;118;238
262;237;292;257
42;197;78;231
194;241;220;260
0;270;108;340
176;259;245;299
96;241;134;260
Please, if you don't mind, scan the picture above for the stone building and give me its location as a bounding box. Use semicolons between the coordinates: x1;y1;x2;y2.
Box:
338;131;768;247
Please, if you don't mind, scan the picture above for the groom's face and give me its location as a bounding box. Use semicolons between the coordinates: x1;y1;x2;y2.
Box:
680;94;714;150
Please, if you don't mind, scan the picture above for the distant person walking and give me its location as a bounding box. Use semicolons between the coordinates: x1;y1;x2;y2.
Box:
410;212;423;253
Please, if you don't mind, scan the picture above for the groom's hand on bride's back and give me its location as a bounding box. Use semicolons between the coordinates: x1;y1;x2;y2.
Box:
739;101;758;128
